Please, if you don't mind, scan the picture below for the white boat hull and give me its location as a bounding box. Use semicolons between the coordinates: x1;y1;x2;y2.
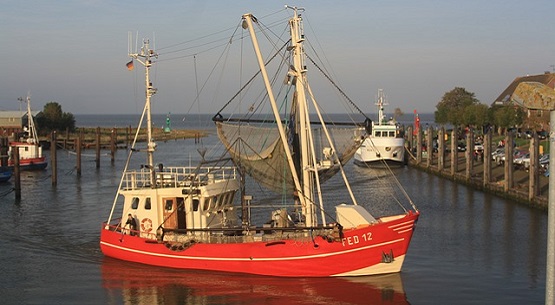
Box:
354;137;405;166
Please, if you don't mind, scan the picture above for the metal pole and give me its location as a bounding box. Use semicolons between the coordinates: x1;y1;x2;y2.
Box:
546;109;555;304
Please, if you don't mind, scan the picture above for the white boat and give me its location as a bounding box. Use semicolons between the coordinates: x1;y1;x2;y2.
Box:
8;95;47;170
354;89;405;167
100;7;419;277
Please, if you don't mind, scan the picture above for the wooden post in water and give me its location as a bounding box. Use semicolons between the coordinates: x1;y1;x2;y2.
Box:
95;127;101;169
0;137;8;166
416;127;422;164
406;126;413;153
503;131;514;192
483;129;492;186
110;128;116;164
529;133;540;201
76;135;82;176
64;127;69;150
465;129;473;180
13;147;20;200
51;131;57;186
438;127;445;170
127;125;131;149
426;126;433;168
451;129;458;176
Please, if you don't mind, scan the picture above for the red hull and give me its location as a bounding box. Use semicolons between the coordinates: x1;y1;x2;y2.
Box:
100;212;418;277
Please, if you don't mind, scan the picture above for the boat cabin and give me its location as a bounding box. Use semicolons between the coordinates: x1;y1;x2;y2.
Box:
119;166;240;241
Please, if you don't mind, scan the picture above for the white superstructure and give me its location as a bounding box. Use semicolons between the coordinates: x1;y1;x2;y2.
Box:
354;90;405;167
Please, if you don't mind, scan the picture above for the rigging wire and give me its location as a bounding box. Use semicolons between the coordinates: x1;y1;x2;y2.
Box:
155;10;290;63
362;136;416;212
306;54;369;120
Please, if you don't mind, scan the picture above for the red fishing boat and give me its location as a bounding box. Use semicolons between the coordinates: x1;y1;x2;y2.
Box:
100;6;419;277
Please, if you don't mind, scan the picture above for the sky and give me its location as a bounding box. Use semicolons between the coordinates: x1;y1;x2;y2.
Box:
1;0;554;116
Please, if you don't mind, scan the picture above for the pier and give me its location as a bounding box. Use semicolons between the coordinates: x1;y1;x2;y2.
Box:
51;126;206;150
406;125;548;209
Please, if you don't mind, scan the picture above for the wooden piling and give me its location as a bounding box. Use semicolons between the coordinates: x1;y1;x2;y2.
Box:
438;127;445;170
483;129;492;186
504;132;514;191
0;137;8;166
110;128;116;164
451;129;458;176
64;127;69;150
416;128;422;164
51;131;57;186
406;126;413;152
13;147;20;200
127;126;131;149
426;126;433;168
76;136;81;176
95;127;101;169
529;133;540;200
465;129;473;180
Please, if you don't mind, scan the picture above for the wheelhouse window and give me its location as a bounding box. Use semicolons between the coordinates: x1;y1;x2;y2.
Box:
144;197;151;210
131;197;139;209
193;199;200;211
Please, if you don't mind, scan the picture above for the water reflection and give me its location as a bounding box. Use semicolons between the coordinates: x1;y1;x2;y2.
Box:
101;258;410;305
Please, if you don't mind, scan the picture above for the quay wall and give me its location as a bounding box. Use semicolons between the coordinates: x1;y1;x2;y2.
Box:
406;126;548;210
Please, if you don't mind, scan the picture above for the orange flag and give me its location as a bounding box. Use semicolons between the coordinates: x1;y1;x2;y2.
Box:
126;60;134;71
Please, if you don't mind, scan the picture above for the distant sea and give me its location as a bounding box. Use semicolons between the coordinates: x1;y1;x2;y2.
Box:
74;113;438;129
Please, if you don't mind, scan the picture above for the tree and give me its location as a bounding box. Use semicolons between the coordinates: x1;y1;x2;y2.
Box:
463;103;489;128
393;107;404;122
434;87;479;126
35;102;76;134
490;104;524;134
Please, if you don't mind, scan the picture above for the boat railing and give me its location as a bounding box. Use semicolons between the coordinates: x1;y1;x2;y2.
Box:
102;220;158;240
121;166;238;190
161;227;337;245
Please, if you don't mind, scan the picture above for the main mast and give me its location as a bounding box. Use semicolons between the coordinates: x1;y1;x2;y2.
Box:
376;89;387;125
287;6;315;227
25;95;38;144
129;39;158;185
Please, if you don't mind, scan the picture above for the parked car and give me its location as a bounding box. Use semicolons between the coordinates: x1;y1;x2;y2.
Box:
497;149;525;165
524;130;533;139
514;152;530;169
491;148;504;161
540;154;550;164
540;154;550;171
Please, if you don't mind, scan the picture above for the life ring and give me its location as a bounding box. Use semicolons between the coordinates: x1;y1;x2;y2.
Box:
141;218;153;233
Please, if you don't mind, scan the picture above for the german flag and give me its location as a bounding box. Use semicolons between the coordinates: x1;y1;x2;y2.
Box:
126;60;134;71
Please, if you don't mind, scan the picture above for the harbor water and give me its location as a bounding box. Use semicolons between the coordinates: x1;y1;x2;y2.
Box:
0;114;547;304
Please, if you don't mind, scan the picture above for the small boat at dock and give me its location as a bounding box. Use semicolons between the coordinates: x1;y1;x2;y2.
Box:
0;166;12;182
8;95;47;171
